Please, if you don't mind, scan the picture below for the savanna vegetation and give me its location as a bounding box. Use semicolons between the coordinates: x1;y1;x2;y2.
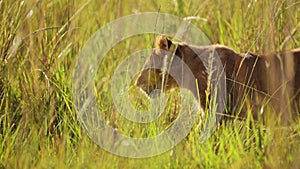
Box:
1;0;300;168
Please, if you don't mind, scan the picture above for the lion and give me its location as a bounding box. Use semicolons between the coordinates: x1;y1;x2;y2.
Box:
135;36;300;124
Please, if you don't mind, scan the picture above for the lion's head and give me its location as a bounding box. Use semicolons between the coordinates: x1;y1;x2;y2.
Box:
135;36;210;108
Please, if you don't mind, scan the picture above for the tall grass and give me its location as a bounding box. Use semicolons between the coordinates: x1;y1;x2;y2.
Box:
0;0;299;168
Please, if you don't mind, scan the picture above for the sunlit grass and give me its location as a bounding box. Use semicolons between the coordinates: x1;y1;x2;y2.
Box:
0;0;300;168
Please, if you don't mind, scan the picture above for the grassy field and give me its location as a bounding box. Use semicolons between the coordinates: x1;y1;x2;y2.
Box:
1;0;300;168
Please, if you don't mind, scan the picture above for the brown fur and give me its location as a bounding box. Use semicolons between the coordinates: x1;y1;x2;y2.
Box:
136;36;300;124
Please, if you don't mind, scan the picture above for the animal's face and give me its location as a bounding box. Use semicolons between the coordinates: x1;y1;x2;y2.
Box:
135;36;178;95
135;36;209;109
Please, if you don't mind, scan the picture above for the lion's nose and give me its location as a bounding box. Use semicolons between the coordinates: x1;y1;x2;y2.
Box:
136;83;150;94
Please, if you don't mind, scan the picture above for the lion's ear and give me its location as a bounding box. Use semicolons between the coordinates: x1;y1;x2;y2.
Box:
155;36;172;51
